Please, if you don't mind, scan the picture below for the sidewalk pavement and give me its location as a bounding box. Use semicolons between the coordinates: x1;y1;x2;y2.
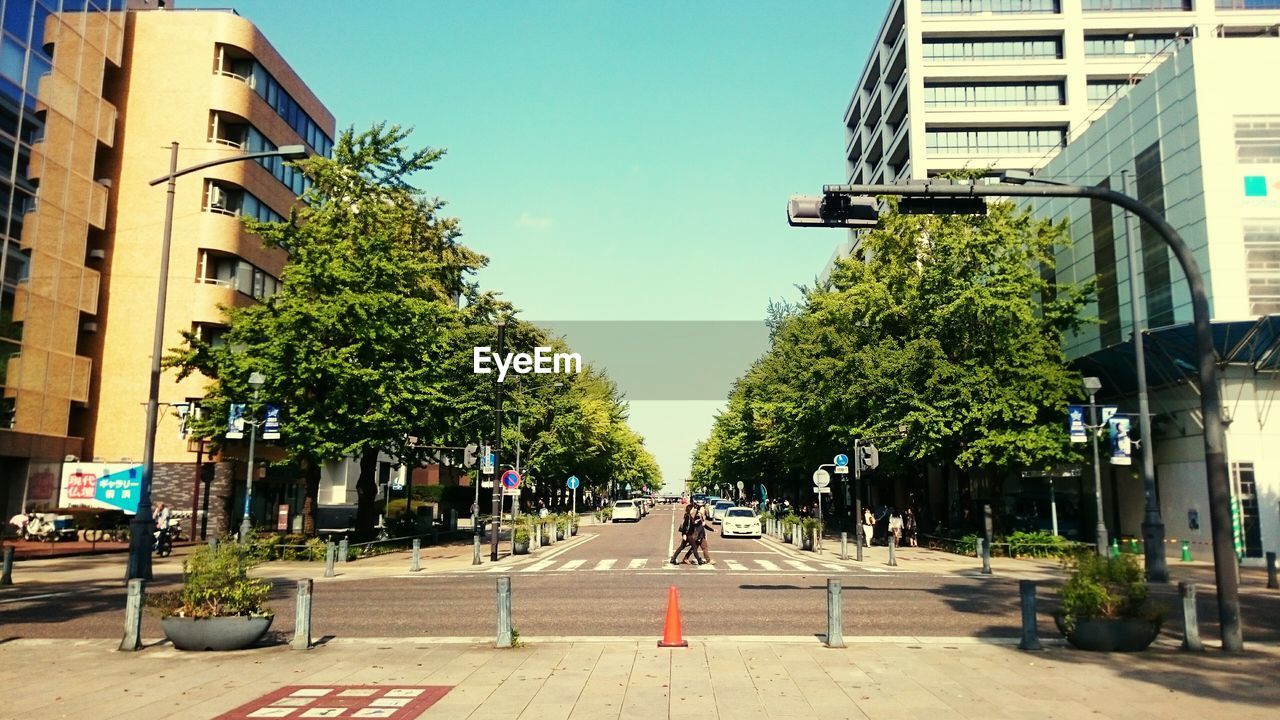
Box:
3;635;1277;719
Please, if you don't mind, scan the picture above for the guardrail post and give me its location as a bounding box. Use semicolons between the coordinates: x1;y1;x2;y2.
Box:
119;578;145;652
337;538;349;563
411;539;421;572
1018;580;1041;651
840;532;848;561
826;578;844;648
496;576;513;648
1;546;13;585
1267;551;1277;590
324;542;336;577
292;579;312;650
546;521;556;545
1180;581;1203;651
473;534;482;565
533;522;541;549
448;509;458;532
855;525;863;562
209;537;219;551
887;534;897;567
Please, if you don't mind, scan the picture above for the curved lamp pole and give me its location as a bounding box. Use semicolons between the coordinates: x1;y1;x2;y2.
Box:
126;142;308;582
238;371;266;542
790;177;1242;652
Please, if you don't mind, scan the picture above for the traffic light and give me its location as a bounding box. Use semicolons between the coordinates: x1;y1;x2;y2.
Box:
859;443;879;472
787;194;880;228
463;443;479;468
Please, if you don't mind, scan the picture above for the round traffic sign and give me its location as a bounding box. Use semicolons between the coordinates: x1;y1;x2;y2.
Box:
736;481;744;490
567;475;580;489
501;470;521;489
834;453;849;467
812;469;831;488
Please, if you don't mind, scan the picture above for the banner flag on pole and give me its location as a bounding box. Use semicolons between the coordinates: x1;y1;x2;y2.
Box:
226;403;245;439
1108;415;1132;465
262;404;281;440
1068;406;1086;443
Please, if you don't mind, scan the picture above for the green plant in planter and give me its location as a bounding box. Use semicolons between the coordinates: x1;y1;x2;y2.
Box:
149;541;271;619
1057;552;1165;634
555;513;570;532
782;512;800;529
513;524;530;545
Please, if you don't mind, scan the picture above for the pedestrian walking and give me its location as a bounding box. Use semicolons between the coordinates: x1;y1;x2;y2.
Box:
862;507;875;547
697;503;714;564
670;504;699;565
888;509;903;546
904;508;918;547
680;503;710;564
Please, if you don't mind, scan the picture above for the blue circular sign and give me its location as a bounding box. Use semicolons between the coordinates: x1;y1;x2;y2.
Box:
834;454;849;466
567;475;580;489
501;470;521;489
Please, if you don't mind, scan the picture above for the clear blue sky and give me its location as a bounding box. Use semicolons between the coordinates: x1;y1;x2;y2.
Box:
183;0;889;489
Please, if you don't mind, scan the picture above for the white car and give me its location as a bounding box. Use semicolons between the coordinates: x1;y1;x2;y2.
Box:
710;500;735;524
611;500;641;522
720;507;761;538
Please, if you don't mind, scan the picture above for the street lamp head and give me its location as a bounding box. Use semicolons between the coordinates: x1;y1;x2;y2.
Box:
1000;170;1033;185
248;371;266;389
277;145;309;161
1082;376;1102;395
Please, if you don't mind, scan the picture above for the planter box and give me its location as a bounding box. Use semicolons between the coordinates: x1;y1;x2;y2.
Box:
1055;615;1161;652
162;615;273;651
514;540;529;555
800;530;815;551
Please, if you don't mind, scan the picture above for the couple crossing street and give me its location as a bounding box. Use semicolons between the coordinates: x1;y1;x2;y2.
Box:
670;501;714;565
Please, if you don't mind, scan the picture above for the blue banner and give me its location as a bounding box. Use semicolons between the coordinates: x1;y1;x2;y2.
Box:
227;403;246;439
1108;416;1132;466
263;404;281;440
1068;406;1086;443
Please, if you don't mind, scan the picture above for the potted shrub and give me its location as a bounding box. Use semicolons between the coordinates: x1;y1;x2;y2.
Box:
151;541;273;651
569;513;579;536
555;513;569;540
800;518;821;551
513;520;530;555
781;513;798;543
1055;552;1166;652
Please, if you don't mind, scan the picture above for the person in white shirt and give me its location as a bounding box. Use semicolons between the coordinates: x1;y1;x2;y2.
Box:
888;510;904;546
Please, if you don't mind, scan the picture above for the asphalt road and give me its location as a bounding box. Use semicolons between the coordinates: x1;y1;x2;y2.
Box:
3;504;1278;644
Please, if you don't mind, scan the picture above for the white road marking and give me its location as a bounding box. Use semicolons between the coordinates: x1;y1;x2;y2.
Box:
785;560;817;572
725;560;748;571
556;560;586;571
0;590;76;604
754;559;781;571
627;558;647;570
818;562;846;571
593;559;616;571
521;560;556;572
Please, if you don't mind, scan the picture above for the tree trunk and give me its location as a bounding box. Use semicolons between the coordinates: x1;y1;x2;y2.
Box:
355;448;380;537
301;459;321;536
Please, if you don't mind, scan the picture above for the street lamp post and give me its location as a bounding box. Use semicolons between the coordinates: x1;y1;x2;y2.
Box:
1083;377;1108;556
790;177;1243;652
126;142;308;582
238;371;266;542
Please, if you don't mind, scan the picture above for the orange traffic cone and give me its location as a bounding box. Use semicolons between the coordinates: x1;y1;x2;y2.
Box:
657;585;688;648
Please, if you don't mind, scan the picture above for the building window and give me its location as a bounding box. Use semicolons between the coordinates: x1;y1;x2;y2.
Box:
1135;142;1174;328
197;250;280;301
192;322;230;348
1243;222;1280;315
925;127;1066;153
204;180;285;224
1083;35;1179;57
1083;0;1191;10
213;44;333;158
1087;79;1136;106
922;37;1062;61
209;112;311;196
922;0;1060;13
1216;0;1280;8
1235;115;1280;164
1090;181;1122;347
923;81;1064;107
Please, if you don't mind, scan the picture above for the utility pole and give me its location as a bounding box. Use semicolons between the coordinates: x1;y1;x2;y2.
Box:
489;322;505;562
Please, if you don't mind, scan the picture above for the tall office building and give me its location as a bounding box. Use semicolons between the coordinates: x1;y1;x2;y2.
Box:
1;1;335;537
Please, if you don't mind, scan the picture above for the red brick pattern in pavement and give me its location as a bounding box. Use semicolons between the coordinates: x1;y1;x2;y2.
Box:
212;686;451;719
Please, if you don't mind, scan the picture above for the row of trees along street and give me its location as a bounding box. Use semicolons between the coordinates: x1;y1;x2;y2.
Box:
691;194;1098;536
170;124;659;537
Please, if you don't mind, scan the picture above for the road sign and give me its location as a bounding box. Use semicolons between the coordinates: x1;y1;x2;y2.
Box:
834;453;849;467
501;470;521;490
481;450;495;474
736;481;744;490
812;469;831;488
567;475;580;489
813;487;832;494
834;465;849;474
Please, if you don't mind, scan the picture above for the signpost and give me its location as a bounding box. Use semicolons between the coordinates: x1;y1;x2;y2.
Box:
812;468;832;551
567;475;580;516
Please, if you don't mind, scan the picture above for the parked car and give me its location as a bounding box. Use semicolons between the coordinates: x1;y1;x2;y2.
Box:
720;507;761;539
611;500;641;522
710;500;735;524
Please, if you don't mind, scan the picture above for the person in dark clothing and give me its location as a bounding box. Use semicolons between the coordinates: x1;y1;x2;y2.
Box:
670;504;699;565
680;504;709;565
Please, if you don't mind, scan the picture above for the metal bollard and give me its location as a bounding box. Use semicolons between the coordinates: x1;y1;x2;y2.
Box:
1018;580;1041;651
473;534;482;565
292;579;312;650
411;539;421;572
1;546;13;586
324;542;336;578
209;537;219;551
1180;539;1192;562
119;578;145;652
1180;582;1203;651
840;532;848;561
337;538;349;563
888;534;897;567
534;523;541;549
855;526;863;562
826;578;845;648
1267;551;1277;590
496;576;513;648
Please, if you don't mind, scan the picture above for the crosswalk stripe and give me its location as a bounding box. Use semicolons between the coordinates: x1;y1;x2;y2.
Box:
755;559;781;571
593;559;616;571
627;558;647;570
818;562;845;571
785;560;816;572
521;560;556;572
556;560;586;571
725;560;748;571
